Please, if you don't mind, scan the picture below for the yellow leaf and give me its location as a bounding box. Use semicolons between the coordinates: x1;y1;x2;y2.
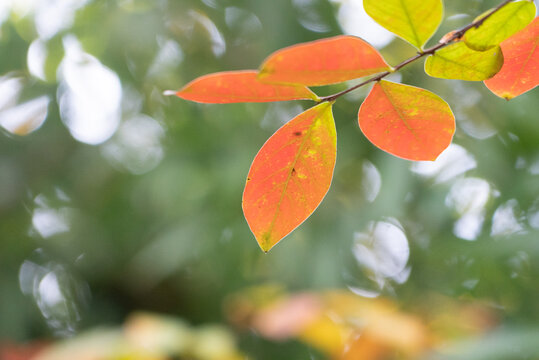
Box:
363;0;443;49
464;1;536;51
425;42;503;80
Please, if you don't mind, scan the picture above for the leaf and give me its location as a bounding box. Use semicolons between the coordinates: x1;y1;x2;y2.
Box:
464;1;536;51
172;70;318;103
258;36;389;86
342;334;392;360
424;41;504;80
363;0;443;49
243;102;336;252
484;17;539;100
0;342;49;360
358;80;455;161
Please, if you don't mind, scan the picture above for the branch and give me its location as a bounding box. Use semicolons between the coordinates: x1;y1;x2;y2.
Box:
318;0;514;103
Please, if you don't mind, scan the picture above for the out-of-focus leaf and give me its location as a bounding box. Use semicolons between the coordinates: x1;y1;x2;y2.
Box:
190;325;244;360
251;293;322;340
258;36;389;86
358;80;455;161
425;42;504;80
227;289;429;358
173;70;318;103
341;334;392;360
323;292;428;355
0;341;49;360
464;1;536;51
32;329;135;360
484;17;539;99
33;314;245;360
124;313;193;355
437;327;539;360
243;102;336;252
363;0;443;49
299;315;347;357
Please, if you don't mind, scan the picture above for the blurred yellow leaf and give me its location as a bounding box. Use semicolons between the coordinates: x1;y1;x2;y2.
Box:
33;313;245;360
124;313;193;355
299;314;348;357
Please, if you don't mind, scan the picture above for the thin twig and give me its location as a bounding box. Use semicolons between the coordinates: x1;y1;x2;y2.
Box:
318;0;514;103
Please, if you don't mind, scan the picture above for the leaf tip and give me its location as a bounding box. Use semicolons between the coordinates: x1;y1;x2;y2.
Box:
258;233;274;253
502;94;514;101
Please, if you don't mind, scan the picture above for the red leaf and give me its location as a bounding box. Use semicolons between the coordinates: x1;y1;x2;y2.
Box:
484;17;539;100
358;81;455;161
172;70;318;103
258;36;390;86
0;342;49;360
243;102;336;252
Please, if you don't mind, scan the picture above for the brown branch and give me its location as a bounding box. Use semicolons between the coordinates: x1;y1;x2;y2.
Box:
318;0;514;103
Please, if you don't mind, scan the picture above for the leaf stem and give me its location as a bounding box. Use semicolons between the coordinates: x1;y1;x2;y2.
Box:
318;0;514;103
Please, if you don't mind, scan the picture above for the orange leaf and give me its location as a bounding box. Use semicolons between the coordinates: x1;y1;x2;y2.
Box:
258;36;390;86
341;334;391;360
358;81;455;161
243;102;336;252
0;342;49;360
173;70;318;103
484;17;539;100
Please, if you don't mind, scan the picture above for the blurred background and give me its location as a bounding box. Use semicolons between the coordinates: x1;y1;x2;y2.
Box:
0;0;538;359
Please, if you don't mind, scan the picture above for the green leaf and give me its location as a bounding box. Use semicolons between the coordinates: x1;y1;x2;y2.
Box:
464;1;536;51
424;42;504;81
363;0;443;49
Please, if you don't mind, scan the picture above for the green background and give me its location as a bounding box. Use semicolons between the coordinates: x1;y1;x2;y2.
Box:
0;0;538;358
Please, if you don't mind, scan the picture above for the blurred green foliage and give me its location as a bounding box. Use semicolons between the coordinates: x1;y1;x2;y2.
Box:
0;0;538;359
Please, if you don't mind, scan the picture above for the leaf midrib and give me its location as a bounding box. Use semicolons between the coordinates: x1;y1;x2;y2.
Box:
264;106;329;249
379;82;418;140
434;47;496;77
400;0;422;48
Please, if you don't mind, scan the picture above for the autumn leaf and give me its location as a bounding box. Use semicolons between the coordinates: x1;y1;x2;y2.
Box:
341;334;392;360
363;0;443;49
424;41;503;80
258;36;389;86
242;102;336;252
172;70;318;103
299;315;347;357
484;16;539;100
358;80;455;161
464;1;536;51
0;342;49;360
